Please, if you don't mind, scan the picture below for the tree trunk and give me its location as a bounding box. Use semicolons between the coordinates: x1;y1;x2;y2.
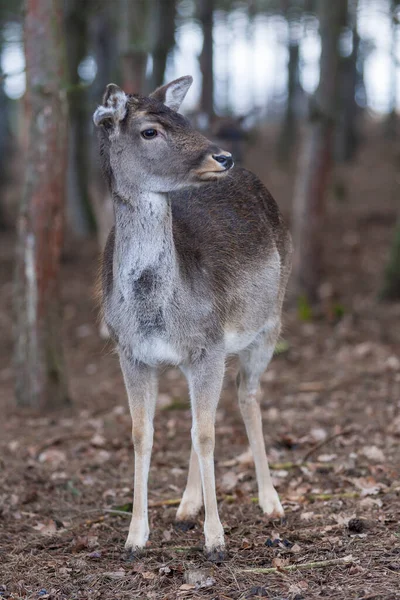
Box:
119;0;150;94
0;23;10;229
199;0;214;119
291;0;347;301
385;0;399;139
88;3;118;252
14;0;69;409
65;0;95;237
335;0;359;162
149;0;177;90
277;33;300;163
381;219;400;300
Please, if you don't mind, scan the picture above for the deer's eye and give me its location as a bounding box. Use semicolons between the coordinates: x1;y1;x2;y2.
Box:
141;128;158;139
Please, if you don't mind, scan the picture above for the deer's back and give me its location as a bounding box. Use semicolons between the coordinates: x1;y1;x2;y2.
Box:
171;167;291;293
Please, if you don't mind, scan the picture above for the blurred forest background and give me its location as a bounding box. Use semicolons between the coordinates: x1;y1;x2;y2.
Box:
1;0;400;408
1;2;400;598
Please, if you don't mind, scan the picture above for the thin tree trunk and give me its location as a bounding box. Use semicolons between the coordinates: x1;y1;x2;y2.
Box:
199;0;214;119
277;35;300;163
292;0;347;301
335;0;359;162
65;0;95;236
14;0;69;409
381;219;400;300
0;23;10;229
88;3;118;252
119;0;150;94
150;0;176;89
385;0;398;139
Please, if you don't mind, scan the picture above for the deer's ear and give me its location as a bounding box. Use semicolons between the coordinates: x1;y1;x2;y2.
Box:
150;76;193;111
93;83;128;127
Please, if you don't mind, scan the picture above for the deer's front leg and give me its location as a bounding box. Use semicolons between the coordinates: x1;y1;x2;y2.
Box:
120;355;157;553
186;350;225;561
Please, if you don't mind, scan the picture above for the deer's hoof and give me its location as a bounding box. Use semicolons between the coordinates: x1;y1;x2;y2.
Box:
123;547;145;562
259;489;285;519
174;519;196;532
204;545;226;563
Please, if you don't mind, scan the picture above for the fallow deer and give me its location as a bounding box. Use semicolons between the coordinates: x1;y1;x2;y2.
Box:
93;76;292;561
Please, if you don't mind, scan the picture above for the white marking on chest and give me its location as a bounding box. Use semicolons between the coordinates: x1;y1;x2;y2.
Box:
132;336;182;366
224;330;258;354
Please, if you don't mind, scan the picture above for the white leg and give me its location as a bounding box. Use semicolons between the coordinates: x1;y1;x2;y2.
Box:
120;355;158;552
176;445;203;522
185;350;225;560
238;329;284;518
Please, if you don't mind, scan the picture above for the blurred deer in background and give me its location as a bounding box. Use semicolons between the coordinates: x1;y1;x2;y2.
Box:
93;76;292;561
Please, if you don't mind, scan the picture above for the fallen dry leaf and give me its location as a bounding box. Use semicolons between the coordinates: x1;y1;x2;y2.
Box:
103;569;125;579
289;580;309;594
310;427;328;442
219;447;254;468
142;571;157;580
317;453;337;462
163;528;172;542
352;477;384;496
93;449;111;464
90;433;106;448
300;511;315;521
38;449;66;467
361;446;385;463
71;535;98;552
220;470;239;492
184;568;215;590
359;497;383;509
271;557;290;568
179;583;195;591
33;520;58;536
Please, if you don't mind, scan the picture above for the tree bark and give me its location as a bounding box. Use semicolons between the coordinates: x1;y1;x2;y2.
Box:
14;0;69;409
119;0;150;94
292;0;347;301
88;2;118;252
385;0;399;139
0;21;11;229
64;0;95;236
199;0;214;119
149;0;177;90
381;219;400;300
277;26;300;163
335;0;359;162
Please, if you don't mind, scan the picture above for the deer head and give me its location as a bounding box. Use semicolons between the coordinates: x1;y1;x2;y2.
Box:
93;76;233;196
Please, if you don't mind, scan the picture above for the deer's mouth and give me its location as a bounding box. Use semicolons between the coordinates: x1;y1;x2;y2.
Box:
195;169;231;182
193;153;234;182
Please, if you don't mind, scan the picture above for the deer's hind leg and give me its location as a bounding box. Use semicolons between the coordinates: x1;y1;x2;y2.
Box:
176;445;203;526
237;324;284;518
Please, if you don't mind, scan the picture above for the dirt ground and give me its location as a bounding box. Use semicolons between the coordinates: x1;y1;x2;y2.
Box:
0;122;399;599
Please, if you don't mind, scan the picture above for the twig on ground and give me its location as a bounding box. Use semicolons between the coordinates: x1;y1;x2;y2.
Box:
104;509;133;516
84;515;106;526
239;555;354;574
302;428;354;462
308;491;360;501
147;545;203;553
149;498;181;507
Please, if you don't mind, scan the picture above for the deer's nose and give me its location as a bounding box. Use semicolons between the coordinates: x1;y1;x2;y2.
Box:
212;153;234;170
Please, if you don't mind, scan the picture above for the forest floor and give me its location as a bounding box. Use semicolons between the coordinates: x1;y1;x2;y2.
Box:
0;122;400;599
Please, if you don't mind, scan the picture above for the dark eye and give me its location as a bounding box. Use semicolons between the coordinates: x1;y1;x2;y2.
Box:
141;128;158;139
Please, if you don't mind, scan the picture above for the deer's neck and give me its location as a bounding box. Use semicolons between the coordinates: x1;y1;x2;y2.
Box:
113;190;177;294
